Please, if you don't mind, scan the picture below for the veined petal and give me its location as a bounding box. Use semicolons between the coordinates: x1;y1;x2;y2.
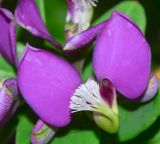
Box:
17;44;81;127
15;0;62;50
93;11;151;99
0;8;18;66
0;78;19;128
64;21;106;51
31;119;57;144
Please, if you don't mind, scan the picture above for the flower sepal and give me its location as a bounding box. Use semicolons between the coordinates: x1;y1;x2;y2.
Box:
93;110;119;134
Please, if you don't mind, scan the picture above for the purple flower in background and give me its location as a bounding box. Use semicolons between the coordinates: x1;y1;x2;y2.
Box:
0;8;20;127
17;11;157;134
0;4;54;141
0;8;18;66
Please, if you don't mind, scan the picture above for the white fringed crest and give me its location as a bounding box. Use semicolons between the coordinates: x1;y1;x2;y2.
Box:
70;79;106;113
73;0;98;8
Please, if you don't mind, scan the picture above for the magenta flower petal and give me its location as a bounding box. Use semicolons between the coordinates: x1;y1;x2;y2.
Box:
0;78;19;128
0;8;18;66
64;21;106;51
17;44;81;127
15;0;62;50
93;11;151;99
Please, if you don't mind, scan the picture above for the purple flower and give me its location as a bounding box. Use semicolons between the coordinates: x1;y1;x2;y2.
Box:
65;11;158;100
17;11;157;134
0;8;20;127
0;8;18;66
15;0;62;50
17;44;119;133
93;11;151;99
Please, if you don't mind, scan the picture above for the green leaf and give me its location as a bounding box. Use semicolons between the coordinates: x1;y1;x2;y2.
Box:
16;115;34;144
0;55;16;79
0;42;25;79
35;0;46;22
16;113;99;144
17;42;25;60
148;127;160;144
118;89;160;142
0;114;17;144
93;1;146;33
82;53;94;81
51;113;100;144
43;0;67;44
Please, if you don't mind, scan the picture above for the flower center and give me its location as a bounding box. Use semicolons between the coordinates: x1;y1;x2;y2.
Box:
70;79;110;114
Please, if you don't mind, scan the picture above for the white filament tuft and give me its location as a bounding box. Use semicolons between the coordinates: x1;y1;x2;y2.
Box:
70;79;106;113
73;0;98;8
